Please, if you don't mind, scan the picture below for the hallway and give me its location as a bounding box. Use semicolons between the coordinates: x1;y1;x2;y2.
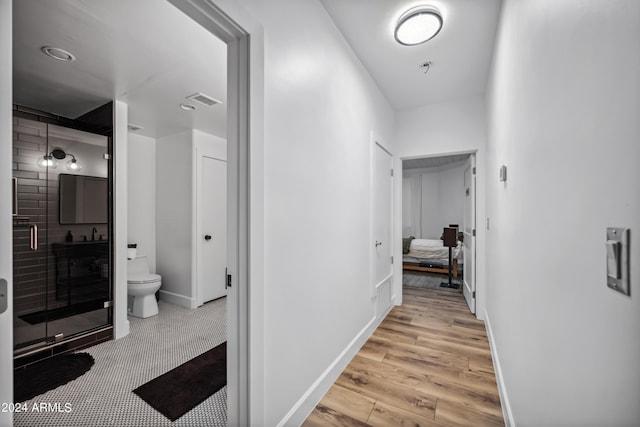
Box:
304;287;503;426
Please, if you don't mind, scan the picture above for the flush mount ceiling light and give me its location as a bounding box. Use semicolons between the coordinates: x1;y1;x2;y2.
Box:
41;46;76;62
180;103;197;111
394;6;443;46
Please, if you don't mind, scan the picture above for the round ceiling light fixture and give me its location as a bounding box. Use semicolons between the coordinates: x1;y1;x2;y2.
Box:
394;6;443;46
180;103;196;111
41;46;76;62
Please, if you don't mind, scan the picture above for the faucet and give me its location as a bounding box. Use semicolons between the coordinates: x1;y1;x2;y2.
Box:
92;227;98;241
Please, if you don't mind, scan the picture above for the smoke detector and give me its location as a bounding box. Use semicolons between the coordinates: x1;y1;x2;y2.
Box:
419;61;432;74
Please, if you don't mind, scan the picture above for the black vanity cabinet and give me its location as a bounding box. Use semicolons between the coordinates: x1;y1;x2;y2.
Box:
52;241;110;306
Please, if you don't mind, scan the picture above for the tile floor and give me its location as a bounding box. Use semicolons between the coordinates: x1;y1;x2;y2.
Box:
14;298;227;427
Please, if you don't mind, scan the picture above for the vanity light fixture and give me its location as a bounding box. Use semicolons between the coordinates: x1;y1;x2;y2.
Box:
394;5;443;46
38;146;81;171
180;103;196;111
66;154;82;171
41;46;76;62
38;153;57;169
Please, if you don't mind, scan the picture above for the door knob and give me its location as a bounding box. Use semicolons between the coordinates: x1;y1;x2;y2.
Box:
204;235;212;241
375;241;382;247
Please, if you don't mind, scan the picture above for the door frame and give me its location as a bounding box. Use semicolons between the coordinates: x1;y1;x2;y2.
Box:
370;132;394;304
463;154;477;313
395;149;481;318
166;1;265;424
0;2;13;425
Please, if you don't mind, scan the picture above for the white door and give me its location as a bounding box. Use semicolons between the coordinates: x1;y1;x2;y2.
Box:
198;155;227;304
463;155;476;313
372;140;393;312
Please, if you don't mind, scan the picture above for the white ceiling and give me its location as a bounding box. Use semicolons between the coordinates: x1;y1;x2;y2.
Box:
13;0;227;139
320;0;502;110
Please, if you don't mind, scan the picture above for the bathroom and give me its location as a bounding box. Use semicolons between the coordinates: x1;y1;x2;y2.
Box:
11;0;229;367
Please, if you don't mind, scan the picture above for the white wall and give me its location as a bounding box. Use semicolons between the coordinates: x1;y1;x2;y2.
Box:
403;160;466;239
113;101;130;339
437;162;465;232
155;129;226;308
394;96;487;317
193;129;226;161
236;0;394;424
127;133;157;272
156;130;194;307
485;0;640;425
0;1;13;423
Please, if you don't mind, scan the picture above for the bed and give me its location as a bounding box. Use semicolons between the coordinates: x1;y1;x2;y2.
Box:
402;238;463;278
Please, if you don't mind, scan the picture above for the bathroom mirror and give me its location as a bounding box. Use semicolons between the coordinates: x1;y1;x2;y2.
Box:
59;174;108;224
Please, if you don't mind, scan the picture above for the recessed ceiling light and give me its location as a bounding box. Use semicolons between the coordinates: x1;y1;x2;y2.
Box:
128;123;144;132
180;103;196;111
394;6;443;46
41;46;76;61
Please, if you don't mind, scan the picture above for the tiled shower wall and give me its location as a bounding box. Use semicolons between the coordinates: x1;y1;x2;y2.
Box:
12;115;109;316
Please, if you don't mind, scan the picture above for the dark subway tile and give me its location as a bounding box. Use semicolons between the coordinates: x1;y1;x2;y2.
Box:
17;133;45;145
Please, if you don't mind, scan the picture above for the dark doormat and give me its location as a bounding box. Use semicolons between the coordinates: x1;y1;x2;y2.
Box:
14;353;94;402
133;341;226;421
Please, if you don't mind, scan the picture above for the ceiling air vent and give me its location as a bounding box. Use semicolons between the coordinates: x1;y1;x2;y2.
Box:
186;92;222;107
127;123;144;131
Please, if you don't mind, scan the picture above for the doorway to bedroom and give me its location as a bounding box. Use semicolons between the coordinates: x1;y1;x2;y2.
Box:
401;153;477;314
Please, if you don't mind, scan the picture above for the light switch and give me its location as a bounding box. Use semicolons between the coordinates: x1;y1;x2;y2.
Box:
606;240;620;279
606;227;630;296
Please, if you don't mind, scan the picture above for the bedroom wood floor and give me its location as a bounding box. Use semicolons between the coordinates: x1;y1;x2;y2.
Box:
303;286;504;427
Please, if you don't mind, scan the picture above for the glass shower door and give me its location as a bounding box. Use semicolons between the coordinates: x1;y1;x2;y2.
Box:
13;118;112;356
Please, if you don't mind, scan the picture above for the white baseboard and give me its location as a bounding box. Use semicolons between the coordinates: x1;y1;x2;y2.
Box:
484;309;515;427
277;308;391;427
159;289;195;309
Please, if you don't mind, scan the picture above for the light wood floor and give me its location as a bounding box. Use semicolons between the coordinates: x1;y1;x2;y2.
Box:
303;286;504;427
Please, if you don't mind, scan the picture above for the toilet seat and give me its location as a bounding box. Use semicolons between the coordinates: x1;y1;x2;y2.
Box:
128;273;161;284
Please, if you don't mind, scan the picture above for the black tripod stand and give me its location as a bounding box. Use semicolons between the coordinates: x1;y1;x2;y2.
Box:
440;227;460;289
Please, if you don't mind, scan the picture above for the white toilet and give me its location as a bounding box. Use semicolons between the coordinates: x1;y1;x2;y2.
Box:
127;256;161;318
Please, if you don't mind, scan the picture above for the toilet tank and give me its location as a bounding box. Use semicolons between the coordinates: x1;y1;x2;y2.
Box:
127;256;150;277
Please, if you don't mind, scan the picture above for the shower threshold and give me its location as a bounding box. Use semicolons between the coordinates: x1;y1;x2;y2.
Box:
14;326;112;369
